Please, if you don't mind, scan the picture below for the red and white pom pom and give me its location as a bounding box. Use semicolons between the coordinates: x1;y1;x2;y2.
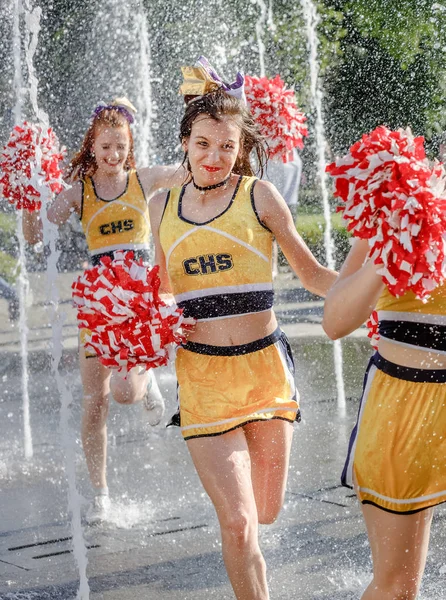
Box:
366;310;380;350
0;121;66;212
245;75;308;163
72;251;194;373
326;126;446;300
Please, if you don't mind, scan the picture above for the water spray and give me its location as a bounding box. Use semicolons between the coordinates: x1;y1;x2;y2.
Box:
21;0;90;595
301;0;346;415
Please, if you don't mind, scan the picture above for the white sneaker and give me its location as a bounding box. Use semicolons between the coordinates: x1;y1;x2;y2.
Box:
142;372;165;426
86;494;111;525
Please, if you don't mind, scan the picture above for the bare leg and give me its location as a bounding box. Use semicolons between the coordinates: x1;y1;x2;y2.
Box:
80;350;111;489
187;429;269;600
244;419;294;524
110;366;150;405
361;503;434;599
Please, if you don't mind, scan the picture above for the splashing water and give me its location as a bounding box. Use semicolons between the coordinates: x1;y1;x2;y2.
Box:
21;1;90;596
254;0;267;77
12;0;33;460
301;0;346;415
90;0;156;167
132;3;155;167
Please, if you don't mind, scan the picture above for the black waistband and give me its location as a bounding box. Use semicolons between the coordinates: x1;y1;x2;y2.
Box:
379;320;446;353
182;327;283;356
372;352;446;383
91;248;151;266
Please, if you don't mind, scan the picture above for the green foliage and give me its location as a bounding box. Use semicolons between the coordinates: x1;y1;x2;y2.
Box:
0;251;18;284
295;213;351;269
321;0;446;152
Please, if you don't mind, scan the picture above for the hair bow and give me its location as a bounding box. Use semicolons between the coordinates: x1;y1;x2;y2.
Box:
180;56;245;103
91;97;137;123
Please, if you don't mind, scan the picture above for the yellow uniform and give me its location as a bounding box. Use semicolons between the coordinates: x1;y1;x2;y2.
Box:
343;283;446;513
160;175;299;439
80;169;151;264
79;169;151;355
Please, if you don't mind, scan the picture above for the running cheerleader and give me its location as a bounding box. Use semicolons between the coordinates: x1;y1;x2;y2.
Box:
323;126;446;599
23;98;186;523
149;57;337;600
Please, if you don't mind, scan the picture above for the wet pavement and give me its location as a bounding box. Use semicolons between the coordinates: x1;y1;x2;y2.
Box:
1;272;446;599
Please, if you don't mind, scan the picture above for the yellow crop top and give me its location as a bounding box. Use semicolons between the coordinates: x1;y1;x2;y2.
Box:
159;175;274;321
80;169;151;263
376;283;446;354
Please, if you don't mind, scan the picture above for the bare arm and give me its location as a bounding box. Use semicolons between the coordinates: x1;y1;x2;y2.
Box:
255;180;337;297
22;182;82;244
322;239;385;340
138;164;189;200
148;192;173;295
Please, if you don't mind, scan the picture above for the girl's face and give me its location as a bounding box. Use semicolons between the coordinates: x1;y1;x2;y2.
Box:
183;114;241;186
92;124;130;176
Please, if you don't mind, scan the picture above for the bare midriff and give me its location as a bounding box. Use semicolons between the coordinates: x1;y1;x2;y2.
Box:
187;309;278;346
378;337;446;370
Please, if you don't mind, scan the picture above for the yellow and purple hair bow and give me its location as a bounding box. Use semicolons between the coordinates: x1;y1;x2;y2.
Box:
91;97;137;124
180;56;246;103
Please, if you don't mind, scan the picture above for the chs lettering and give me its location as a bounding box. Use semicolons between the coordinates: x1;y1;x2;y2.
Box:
183;253;233;275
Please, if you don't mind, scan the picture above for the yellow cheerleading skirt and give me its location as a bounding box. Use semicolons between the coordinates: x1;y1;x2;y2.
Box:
342;352;446;514
171;328;300;440
79;328;97;358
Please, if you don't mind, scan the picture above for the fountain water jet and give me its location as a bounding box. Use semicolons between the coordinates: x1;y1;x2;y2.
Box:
21;0;90;595
12;0;33;460
254;0;267;77
301;0;346;415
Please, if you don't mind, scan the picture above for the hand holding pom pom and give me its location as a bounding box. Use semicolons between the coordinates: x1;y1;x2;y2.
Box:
245;75;308;163
72;251;195;373
0;121;66;212
326;126;446;301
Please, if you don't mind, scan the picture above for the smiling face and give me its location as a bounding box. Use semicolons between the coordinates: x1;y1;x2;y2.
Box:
183;114;242;186
92;124;130;176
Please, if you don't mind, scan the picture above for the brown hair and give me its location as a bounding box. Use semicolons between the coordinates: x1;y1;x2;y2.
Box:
66;109;136;181
180;89;268;177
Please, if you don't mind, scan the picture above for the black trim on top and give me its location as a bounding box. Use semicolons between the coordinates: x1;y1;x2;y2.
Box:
160;190;171;225
379;320;446;353
372;352;446;383
79;179;85;221
135;170;147;202
177;175;242;226
179;289;274;321
250;178;272;232
183;326;282;356
91;172;130;202
91;248;151;266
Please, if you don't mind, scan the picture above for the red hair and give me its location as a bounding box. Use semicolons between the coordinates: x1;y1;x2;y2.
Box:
66;109;136;181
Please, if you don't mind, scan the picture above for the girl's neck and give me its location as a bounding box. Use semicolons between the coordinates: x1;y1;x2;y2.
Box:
93;168;128;187
188;173;238;203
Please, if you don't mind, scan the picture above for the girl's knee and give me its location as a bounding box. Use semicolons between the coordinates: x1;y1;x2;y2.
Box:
220;512;256;549
258;503;281;525
112;392;134;405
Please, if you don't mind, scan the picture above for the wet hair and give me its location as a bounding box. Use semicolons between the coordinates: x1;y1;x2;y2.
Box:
180;88;268;177
66;108;136;181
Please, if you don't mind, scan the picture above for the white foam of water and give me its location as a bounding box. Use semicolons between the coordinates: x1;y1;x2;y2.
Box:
103;498;155;529
301;0;346;416
325;567;369;594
